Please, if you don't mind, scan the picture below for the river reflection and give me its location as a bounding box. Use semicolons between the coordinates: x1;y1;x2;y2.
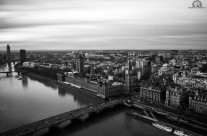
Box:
0;64;102;132
26;74;58;90
58;86;103;107
0;64;173;136
26;73;102;106
21;76;28;88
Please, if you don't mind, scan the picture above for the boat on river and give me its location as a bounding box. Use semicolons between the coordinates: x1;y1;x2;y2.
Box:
70;83;82;89
152;122;172;132
174;129;190;136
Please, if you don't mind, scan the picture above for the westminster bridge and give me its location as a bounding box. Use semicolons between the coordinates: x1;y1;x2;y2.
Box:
0;99;125;136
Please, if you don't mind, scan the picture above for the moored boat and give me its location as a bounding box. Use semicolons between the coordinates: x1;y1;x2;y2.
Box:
70;83;82;89
152;122;172;132
179;119;188;123
174;129;189;136
156;111;169;116
61;82;82;89
167;116;179;121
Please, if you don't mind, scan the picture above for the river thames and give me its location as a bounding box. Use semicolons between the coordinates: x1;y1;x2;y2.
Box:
0;64;174;136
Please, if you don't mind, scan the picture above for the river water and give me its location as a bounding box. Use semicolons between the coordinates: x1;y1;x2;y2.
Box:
0;64;173;136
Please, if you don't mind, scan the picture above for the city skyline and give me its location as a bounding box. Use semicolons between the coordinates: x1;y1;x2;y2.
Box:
0;0;207;50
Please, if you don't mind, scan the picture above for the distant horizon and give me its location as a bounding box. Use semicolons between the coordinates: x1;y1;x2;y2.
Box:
0;47;207;52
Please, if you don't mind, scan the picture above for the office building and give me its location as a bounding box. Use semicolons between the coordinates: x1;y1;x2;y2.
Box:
6;44;11;62
20;49;27;65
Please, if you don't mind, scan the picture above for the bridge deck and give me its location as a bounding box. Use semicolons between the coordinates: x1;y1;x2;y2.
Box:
0;99;123;136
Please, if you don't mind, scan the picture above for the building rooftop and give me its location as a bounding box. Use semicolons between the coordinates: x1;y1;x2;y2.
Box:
141;84;163;92
112;82;123;86
193;93;207;102
167;85;187;94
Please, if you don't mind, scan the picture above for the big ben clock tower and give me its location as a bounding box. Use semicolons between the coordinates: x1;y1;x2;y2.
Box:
125;60;132;94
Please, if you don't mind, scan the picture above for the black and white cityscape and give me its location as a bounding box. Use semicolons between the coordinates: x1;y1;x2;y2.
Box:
0;0;207;136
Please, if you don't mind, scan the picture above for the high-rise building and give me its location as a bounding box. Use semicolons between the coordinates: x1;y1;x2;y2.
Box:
6;44;11;63
76;52;85;76
20;49;26;65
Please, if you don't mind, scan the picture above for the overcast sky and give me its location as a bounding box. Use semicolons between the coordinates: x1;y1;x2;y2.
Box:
0;0;207;50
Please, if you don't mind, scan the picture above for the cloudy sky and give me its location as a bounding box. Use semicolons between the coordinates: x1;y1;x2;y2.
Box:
0;0;207;50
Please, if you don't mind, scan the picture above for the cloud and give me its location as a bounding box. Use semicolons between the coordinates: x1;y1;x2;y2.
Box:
0;0;207;50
